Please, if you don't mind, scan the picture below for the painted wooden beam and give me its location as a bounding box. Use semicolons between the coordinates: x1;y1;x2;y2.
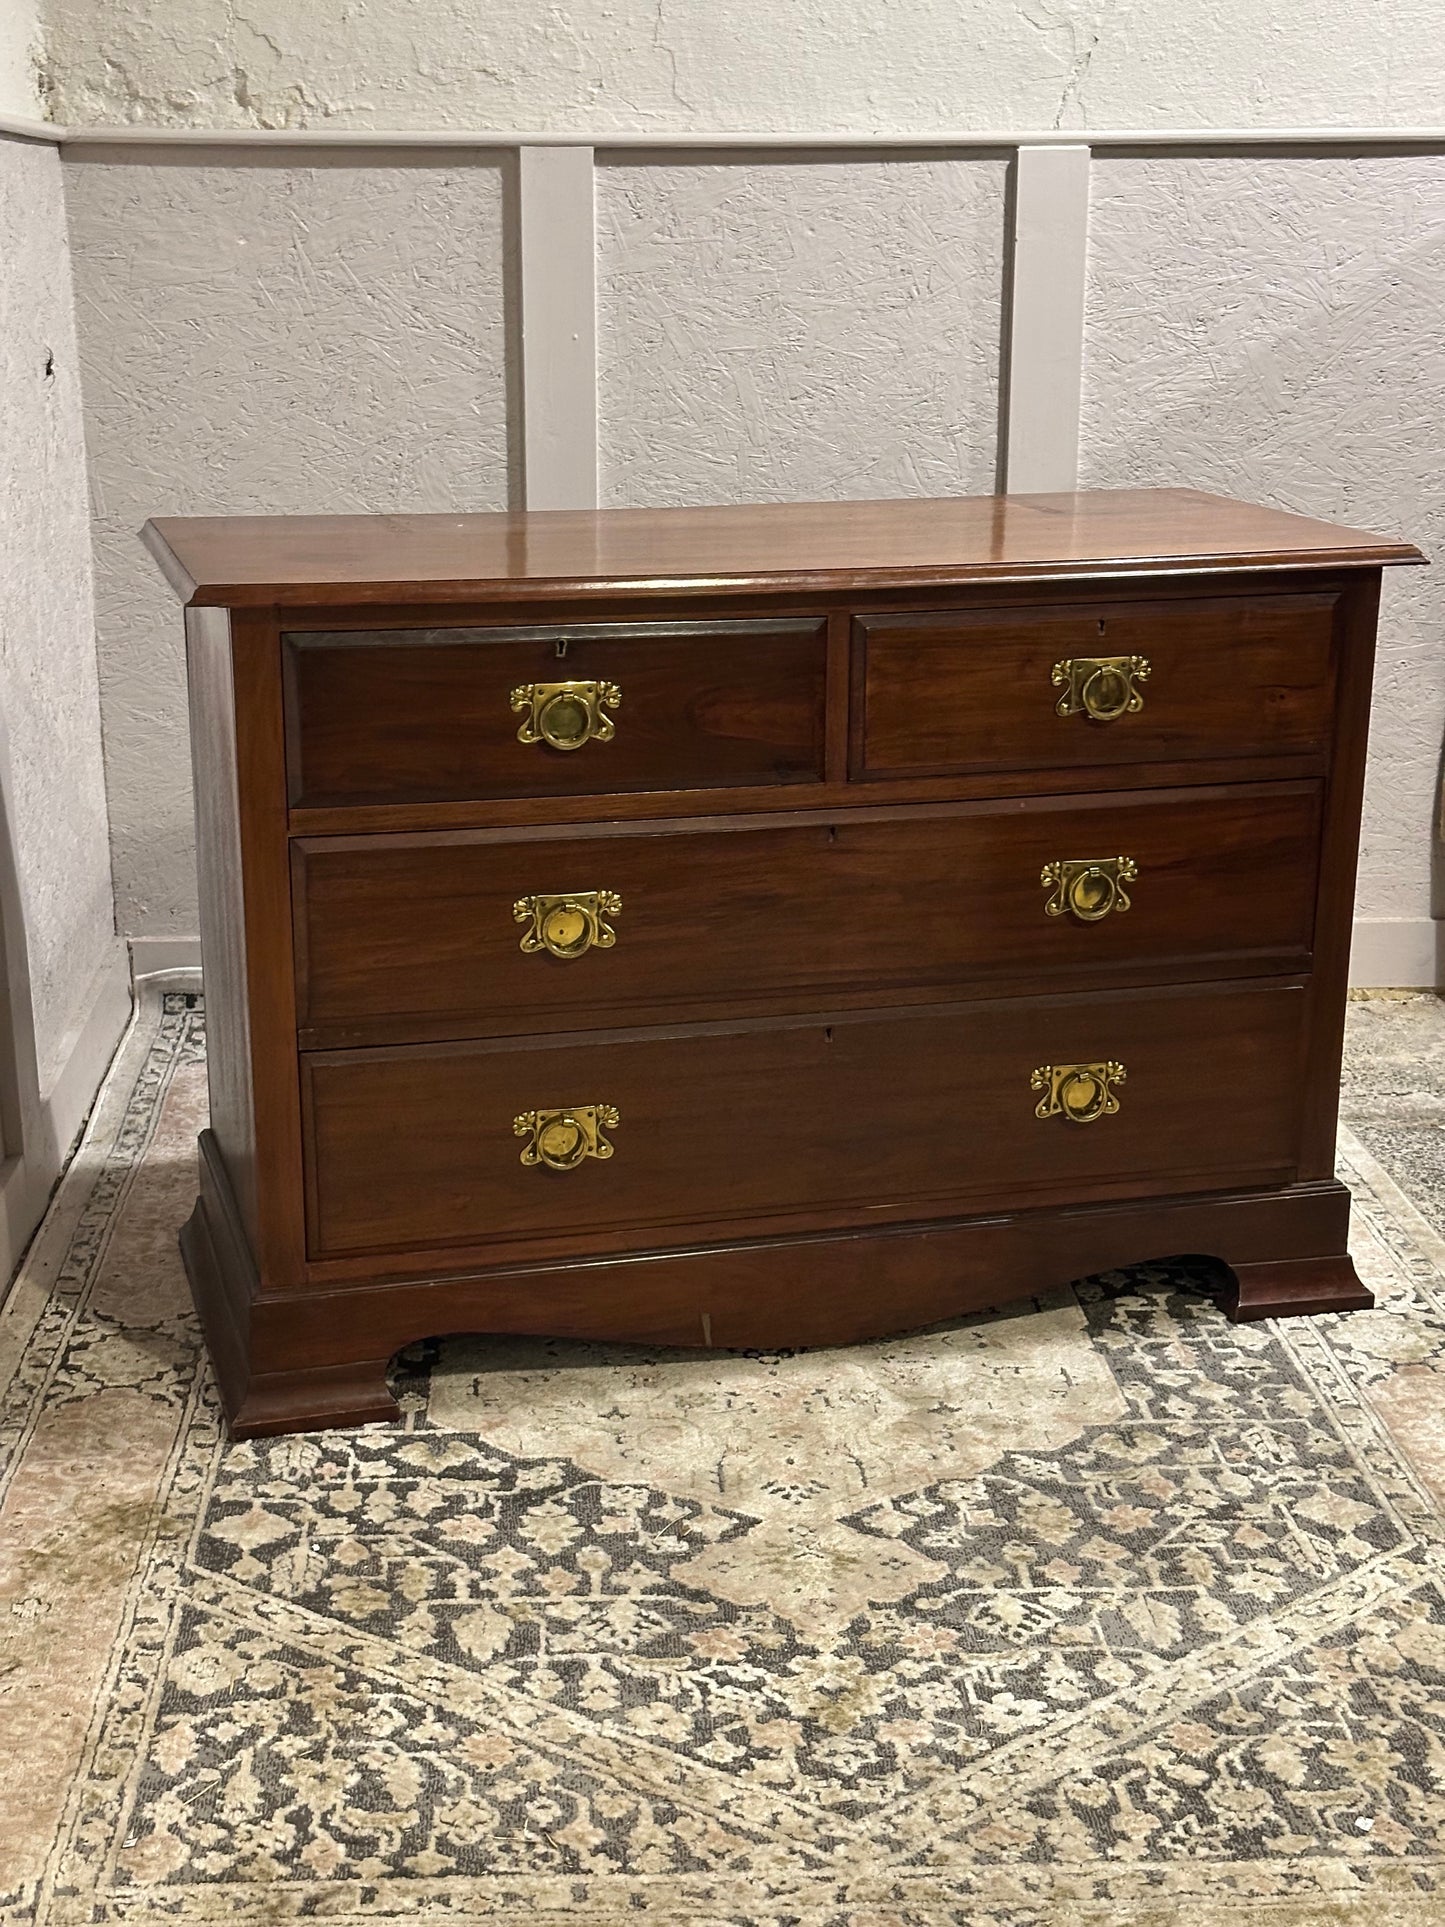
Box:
53;126;1445;152
518;144;598;511
0;114;61;143
1003;144;1091;494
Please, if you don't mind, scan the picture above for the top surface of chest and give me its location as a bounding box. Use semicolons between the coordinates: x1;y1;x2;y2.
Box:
143;487;1423;610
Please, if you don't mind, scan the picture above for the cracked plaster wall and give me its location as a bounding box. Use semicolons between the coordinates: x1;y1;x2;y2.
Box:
34;0;1445;136
597;159;1005;507
1080;153;1445;941
64;158;511;942
0;138;118;1093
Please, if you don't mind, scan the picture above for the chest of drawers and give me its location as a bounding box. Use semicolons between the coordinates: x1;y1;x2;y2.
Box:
145;489;1424;1438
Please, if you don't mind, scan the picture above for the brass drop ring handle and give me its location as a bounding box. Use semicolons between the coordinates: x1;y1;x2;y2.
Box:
514;890;622;959
511;680;621;750
1052;655;1150;723
1041;857;1137;923
1031;1061;1125;1124
513;1104;619;1170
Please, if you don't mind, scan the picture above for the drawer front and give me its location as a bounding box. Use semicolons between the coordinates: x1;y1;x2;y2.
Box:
856;592;1337;779
302;983;1306;1257
285;619;827;808
294;784;1320;1044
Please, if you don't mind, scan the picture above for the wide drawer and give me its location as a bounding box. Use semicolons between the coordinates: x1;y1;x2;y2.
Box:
293;782;1321;1045
855;591;1337;779
285;618;827;807
302;982;1306;1258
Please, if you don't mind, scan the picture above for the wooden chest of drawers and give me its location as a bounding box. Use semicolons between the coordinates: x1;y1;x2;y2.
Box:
145;489;1424;1438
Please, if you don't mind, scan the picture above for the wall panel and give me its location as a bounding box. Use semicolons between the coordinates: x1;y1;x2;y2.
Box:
47;138;1445;982
1080;154;1445;966
0;138;117;1092
597;157;1007;507
64;156;512;942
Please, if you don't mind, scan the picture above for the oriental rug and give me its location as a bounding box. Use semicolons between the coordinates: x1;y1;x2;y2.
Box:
3;982;1445;1924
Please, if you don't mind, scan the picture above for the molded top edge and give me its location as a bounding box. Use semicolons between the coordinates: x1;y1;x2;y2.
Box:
142;489;1427;610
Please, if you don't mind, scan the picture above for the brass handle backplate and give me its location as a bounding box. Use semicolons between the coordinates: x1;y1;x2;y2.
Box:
1052;656;1150;722
514;890;622;959
1041;857;1138;923
513;1104;620;1170
1031;1061;1126;1124
510;680;621;751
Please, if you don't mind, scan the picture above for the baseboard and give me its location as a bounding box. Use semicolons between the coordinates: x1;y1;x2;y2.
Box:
0;946;133;1283
129;935;203;976
1349;916;1442;990
42;947;133;1169
128;928;1440;991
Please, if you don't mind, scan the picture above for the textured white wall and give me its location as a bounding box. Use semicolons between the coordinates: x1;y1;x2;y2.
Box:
1080;154;1444;961
0;138;116;1092
64;157;512;942
0;0;42;121
49;141;1445;980
35;0;1445;135
598;159;1005;507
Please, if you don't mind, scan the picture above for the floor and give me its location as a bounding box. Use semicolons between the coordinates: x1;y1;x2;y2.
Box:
1344;992;1445;1232
3;985;1445;1925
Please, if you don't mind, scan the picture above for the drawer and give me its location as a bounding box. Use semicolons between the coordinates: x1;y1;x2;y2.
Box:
302;982;1306;1258
855;592;1337;779
285;618;827;807
293;783;1320;1045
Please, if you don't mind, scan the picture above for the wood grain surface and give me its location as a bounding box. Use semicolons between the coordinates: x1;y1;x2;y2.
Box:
292;783;1321;1046
300;981;1306;1260
855;590;1337;777
144;488;1425;609
286;618;827;807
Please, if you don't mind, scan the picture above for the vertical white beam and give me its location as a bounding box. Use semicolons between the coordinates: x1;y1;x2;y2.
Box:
518;145;599;510
1004;144;1091;493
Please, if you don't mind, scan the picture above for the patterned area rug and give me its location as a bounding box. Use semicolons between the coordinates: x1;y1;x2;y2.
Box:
4;984;1445;1925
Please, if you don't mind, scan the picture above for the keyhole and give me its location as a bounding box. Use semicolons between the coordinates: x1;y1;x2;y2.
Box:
554;638;570;660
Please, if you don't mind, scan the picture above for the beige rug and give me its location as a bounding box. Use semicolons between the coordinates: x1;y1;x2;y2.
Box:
4;982;1445;1924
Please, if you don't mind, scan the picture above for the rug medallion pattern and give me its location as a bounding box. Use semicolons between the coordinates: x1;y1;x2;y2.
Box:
3;988;1445;1923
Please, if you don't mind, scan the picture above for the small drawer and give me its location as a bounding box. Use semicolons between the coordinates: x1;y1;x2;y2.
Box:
855;591;1337;780
301;981;1306;1258
285;618;827;808
293;782;1320;1045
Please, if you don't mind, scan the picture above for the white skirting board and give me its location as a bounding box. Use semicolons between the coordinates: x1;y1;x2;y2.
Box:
1349;918;1443;990
137;921;1443;1010
0;947;132;1286
129;935;204;976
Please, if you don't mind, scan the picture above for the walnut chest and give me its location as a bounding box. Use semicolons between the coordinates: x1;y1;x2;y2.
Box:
144;490;1425;1438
